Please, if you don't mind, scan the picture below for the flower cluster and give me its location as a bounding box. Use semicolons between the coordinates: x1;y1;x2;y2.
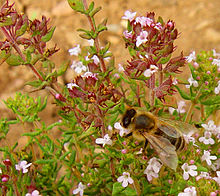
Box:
144;157;162;181
185;50;220;95
121;10;186;101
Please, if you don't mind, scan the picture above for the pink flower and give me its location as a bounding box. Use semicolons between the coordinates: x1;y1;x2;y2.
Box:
15;160;32;173
135;16;153;27
201;150;217;166
178;186;197;196
181;163;197;180
136;31;148;47
122;10;136;21
199;131;215;145
196;172;211;181
123;30;133;39
70;61;87;74
117;172;134;187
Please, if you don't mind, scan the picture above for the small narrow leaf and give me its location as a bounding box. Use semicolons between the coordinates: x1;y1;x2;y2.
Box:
175;86;191;100
6;54;24;66
200;95;220;105
89;6;102;17
41;27;56;42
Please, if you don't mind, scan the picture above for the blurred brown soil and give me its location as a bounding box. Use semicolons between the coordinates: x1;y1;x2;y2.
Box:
0;0;220;150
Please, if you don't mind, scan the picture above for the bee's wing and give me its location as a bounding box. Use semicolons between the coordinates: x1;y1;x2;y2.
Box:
143;132;178;171
158;117;197;137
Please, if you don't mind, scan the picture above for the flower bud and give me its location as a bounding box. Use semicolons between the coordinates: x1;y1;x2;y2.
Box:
121;149;127;154
3;159;12;167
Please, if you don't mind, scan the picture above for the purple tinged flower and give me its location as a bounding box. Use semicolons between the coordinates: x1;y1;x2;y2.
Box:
202;120;220;136
1;174;9;182
81;72;98;80
121;149;127;154
201;150;217;166
114;122;130;137
181;163;198;180
196;171;210;181
186;51;196;63
144;157;162;181
178;186;197;196
198;131;215;145
214;81;220;94
135;16;153;27
122;10;136;21
15;160;32;173
25;190;41;196
68;44;81;56
136;31;148;47
213;171;220;185
193;62;199;69
183;131;198;147
123;30;133;39
72;182;86;196
91;55;100;65
118;63;125;72
95;134;112;147
117;172;134;187
212;58;220;67
87;39;94;46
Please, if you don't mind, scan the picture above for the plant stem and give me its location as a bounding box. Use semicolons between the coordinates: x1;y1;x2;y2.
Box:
185;85;203;123
82;0;107;73
149;74;155;106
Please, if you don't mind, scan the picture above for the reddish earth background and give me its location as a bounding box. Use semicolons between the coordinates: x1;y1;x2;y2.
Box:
0;0;220;149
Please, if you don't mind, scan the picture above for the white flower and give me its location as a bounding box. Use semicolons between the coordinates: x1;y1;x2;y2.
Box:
178;186;197;196
15;160;32;173
202;120;220;136
117;172;134;187
114;122;130;137
169;100;186;115
67;82;79;90
70;61;87;74
212;58;220;67
201;150;217;166
87;39;94;46
122;10;136;21
91;55;100;65
25;190;41;196
181;163;198;180
212;49;220;57
72;182;86;196
183;131;198;147
68;44;81;56
118;63;125;72
186;51;196;63
81;71;98;80
198;131;215;145
196;171;210;181
143;65;158;77
95;134;112;147
213;171;220;185
185;75;198;88
214;81;220;94
136;31;149;47
144;157;162;181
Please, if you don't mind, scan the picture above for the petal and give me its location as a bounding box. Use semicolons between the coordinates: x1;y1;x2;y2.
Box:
122;180;128;187
117;176;124;183
73;188;80;194
95;138;104;144
183;172;189;180
128;177;134;184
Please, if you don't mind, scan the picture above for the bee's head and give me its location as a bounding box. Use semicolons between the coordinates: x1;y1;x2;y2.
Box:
122;108;136;128
134;114;155;130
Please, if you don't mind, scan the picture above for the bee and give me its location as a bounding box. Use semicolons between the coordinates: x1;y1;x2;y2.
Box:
121;108;197;171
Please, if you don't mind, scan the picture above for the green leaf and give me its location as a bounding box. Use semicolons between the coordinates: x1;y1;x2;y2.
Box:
22;130;42;137
89;6;102;17
16;17;28;37
0;50;10;65
6;54;24;66
35;159;56;164
25;80;43;88
158;55;171;64
78;126;96;140
79;33;92;40
0;17;13;27
112;182;125;196
41;27;56;42
57;61;69;76
196;165;208;172
68;0;85;13
200;95;220;105
175;86;191;100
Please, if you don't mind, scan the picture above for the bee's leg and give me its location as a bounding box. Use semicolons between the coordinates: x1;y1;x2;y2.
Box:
143;140;148;154
124;132;132;138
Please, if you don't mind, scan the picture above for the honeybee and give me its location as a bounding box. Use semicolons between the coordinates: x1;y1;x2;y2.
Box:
121;108;197;171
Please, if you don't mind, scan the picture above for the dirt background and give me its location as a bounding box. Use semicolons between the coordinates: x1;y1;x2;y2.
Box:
0;0;220;148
